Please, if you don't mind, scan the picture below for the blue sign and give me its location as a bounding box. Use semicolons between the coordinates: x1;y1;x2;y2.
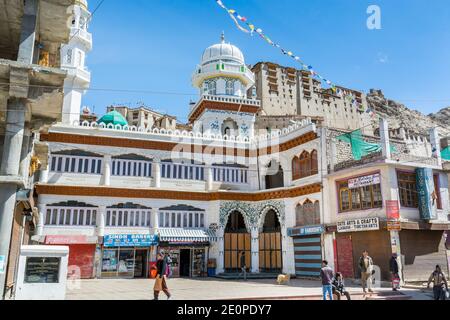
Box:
416;168;437;221
103;234;159;247
287;225;324;237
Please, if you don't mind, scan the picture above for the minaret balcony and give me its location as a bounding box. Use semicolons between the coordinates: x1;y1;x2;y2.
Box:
62;65;91;84
192;62;255;88
69;27;93;50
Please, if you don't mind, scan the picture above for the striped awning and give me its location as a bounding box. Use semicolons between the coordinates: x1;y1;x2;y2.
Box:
158;228;217;243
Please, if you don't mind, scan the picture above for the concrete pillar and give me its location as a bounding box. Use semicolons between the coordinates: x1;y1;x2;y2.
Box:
36;203;46;236
17;0;38;64
0;98;27;298
39;166;49;184
430;127;442;167
102;155;112;186
1;98;26;175
205;166;213;191
251;227;259;273
330;138;337;173
152;207;159;229
96;206;106;237
216;228;225;274
19;127;32;179
379;118;391;160
153;160;161;188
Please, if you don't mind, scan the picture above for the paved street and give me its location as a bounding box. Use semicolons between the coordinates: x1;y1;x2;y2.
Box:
66;278;433;300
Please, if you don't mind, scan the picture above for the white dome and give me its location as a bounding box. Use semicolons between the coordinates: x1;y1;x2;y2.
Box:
201;37;244;66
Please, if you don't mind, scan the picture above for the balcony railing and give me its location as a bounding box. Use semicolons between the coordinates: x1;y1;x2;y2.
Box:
201;94;261;107
112;159;152;178
50;155;102;175
213;166;248;184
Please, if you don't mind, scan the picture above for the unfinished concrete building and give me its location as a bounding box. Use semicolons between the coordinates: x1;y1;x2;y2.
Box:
0;0;76;299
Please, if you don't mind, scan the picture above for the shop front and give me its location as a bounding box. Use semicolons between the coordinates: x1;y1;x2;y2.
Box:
157;228;217;278
44;235;98;279
288;225;324;278
101;234;159;279
335;217;392;281
398;223;450;282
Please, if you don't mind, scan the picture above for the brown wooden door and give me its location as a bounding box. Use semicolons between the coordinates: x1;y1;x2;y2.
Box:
224;233;251;272
259;232;282;273
336;235;354;278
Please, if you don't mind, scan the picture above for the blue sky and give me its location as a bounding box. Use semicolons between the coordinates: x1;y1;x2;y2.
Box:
83;0;450;122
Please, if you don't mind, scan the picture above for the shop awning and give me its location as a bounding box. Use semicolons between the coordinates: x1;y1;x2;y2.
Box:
158;228;217;243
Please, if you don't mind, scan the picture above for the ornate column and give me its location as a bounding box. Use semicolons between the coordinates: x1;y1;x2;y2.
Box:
281;226;290;274
36;203;46;236
216;227;225;274
152;159;161;188
251;227;259;273
96;206;106;237
102;155;112;186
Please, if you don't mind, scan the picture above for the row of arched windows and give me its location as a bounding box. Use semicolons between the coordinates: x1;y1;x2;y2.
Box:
292;150;318;181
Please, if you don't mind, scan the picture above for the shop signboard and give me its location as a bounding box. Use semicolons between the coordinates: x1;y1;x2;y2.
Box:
386;200;400;220
337;218;379;233
387;221;402;232
348;173;380;189
287;225;324;237
45;235;90;245
103;234;159;248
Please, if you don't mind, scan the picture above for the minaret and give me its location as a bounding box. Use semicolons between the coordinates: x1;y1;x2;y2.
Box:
189;35;259;138
61;0;92;125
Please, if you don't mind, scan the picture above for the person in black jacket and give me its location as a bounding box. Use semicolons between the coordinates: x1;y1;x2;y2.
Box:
238;252;247;281
389;254;400;291
332;272;351;300
153;252;171;300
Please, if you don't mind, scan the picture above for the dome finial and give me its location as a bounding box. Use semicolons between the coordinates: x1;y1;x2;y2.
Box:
221;31;225;44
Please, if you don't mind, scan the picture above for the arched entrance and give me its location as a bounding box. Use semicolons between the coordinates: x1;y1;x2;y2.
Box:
224;211;251;273
259;209;282;273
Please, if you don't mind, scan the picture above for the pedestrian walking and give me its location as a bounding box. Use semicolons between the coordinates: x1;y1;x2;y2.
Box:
320;260;334;301
332;272;351;300
389;254;400;291
427;265;448;300
238;251;247;281
358;250;374;295
153;252;171;300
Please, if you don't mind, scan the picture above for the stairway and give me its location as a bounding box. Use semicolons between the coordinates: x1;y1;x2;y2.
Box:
215;272;279;280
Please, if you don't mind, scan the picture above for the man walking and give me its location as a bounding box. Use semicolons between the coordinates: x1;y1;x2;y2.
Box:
389;254;400;291
359;250;374;295
320;260;334;301
427;265;448;300
238;251;247;281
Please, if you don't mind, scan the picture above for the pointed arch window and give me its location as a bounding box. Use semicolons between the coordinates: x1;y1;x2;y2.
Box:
226;80;234;95
208;81;216;95
299;151;311;179
311;150;318;175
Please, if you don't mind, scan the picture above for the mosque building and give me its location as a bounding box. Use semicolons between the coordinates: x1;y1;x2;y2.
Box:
31;2;450;283
33;31;324;279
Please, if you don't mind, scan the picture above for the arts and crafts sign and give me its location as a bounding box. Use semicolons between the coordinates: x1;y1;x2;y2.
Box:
103;234;159;248
337;218;380;233
348;173;381;189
